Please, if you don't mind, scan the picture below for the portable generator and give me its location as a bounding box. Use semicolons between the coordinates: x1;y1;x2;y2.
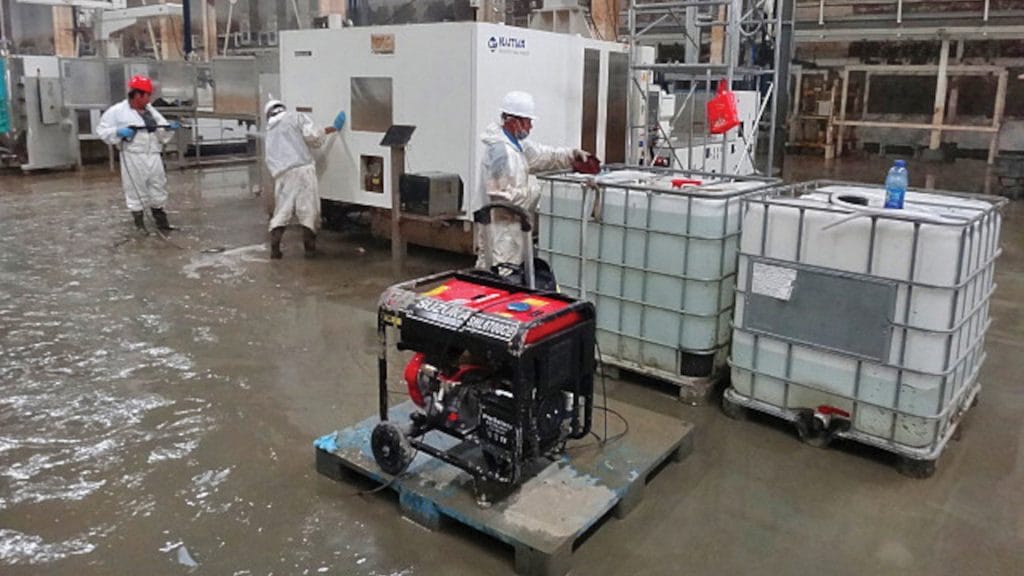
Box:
372;207;595;500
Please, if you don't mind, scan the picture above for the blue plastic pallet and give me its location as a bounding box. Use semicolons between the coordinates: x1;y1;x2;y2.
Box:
315;400;693;576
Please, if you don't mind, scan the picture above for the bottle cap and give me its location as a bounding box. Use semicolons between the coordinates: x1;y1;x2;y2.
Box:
894;159;907;167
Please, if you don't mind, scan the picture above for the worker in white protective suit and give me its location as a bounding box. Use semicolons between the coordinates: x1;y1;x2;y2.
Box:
264;100;346;259
476;91;591;270
96;75;180;233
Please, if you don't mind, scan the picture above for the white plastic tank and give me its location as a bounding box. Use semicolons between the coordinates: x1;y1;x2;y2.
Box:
728;181;1004;457
537;167;776;389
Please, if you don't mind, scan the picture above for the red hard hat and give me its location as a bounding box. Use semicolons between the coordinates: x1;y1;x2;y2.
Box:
128;75;153;94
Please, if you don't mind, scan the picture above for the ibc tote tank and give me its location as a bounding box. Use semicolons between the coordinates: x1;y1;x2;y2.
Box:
537;166;779;402
726;180;1005;473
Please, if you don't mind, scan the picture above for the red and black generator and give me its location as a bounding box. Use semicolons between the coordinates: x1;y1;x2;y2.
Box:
373;264;595;500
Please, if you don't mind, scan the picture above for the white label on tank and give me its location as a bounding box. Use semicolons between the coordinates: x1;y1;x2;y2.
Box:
751;263;797;301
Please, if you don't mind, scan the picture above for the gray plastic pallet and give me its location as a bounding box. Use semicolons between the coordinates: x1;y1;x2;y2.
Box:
315;400;693;576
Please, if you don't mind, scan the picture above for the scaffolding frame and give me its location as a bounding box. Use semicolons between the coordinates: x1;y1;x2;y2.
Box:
787;66;837;158
625;0;791;176
790;2;1022;164
833;60;1008;165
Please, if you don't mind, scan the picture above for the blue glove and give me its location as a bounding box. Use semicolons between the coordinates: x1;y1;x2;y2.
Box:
332;111;346;131
167;121;181;130
117;127;135;140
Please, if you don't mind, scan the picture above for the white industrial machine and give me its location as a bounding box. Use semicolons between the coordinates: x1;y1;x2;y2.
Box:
1;55;80;171
278;22;630;218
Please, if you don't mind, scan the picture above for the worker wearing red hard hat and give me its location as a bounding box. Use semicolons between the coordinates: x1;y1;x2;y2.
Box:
96;75;181;233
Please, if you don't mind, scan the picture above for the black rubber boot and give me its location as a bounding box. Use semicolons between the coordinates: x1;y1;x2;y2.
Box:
131;211;148;234
302;227;317;258
270;227;285;259
151;207;175;231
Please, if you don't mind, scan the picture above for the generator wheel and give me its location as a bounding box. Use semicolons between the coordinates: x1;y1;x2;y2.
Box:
371;421;414;476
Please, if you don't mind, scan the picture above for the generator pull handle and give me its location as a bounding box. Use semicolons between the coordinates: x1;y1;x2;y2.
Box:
472;202;536;290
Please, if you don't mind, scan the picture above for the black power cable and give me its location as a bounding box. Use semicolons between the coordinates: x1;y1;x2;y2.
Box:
566;339;629;453
595;339;630;445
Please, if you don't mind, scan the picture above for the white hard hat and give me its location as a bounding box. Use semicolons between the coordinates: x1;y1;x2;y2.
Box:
500;91;537;120
264;99;285;117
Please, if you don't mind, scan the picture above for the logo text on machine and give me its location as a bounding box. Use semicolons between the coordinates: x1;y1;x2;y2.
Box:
487;35;528;55
411;299;520;341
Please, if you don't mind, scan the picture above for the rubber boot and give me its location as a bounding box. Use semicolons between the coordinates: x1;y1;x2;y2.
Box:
302;227;317;258
270;227;285;259
151;207;175;231
132;211;149;234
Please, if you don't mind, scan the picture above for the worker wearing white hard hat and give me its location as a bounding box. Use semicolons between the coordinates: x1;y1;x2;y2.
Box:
263;99;346;258
475;90;591;269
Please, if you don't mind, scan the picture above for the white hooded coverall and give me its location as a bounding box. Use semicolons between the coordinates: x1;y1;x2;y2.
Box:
96;101;175;212
264;111;329;232
475;123;574;268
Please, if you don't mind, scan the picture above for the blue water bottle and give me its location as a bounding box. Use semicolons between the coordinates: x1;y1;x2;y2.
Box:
884;159;908;209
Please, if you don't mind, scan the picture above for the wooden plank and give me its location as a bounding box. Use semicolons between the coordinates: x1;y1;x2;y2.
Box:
159;0;184;61
947;41;966;124
833;120;998;133
842;64;1005;75
390;147;406;276
590;0;620;42
52;7;75;57
929;39;950;150
710;6;726;64
862;73;871;118
947;77;960;124
826;79;837;160
836;68;849;157
317;0;347;17
475;0;505;24
988;71;1008;165
208;2;218;60
370;210;474;255
791;68;803;119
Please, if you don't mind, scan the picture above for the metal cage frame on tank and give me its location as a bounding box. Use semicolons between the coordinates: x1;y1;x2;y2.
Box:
536;164;780;403
724;180;1007;478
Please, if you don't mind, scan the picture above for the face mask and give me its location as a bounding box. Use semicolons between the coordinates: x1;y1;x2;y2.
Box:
514;118;530;141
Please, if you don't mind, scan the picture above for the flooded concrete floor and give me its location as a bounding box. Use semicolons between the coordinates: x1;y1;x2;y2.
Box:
0;156;1021;575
